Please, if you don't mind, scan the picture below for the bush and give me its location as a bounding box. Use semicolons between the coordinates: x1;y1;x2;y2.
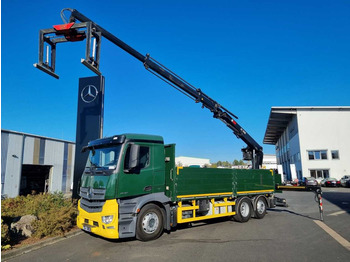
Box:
1;192;74;218
1;219;11;250
1;193;77;249
33;204;77;238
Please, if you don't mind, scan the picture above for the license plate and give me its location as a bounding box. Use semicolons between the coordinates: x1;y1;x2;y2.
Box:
83;225;91;232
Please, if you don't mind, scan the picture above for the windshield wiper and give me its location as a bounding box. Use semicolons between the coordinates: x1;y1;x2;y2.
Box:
92;163;101;168
89;159;101;169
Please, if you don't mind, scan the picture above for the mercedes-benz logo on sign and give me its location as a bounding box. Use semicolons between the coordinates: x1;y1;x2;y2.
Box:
81;85;98;103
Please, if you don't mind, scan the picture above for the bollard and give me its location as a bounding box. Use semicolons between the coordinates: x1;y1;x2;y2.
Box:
316;189;324;221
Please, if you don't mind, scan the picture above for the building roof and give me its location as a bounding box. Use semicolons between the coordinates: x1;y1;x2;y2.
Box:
1;129;75;144
263;106;350;145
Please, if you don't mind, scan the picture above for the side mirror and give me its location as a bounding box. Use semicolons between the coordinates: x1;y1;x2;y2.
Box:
128;144;140;172
81;146;88;153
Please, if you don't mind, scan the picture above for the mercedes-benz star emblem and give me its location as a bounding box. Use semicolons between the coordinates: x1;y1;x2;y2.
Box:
81;85;98;103
87;187;93;199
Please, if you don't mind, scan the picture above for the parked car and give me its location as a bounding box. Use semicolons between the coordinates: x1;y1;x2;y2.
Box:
321;178;340;187
315;177;323;185
300;177;318;186
340;175;350;187
346;180;350;188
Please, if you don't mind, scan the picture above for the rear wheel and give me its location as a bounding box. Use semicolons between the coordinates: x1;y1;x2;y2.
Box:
234;198;252;223
136;204;163;241
254;196;267;219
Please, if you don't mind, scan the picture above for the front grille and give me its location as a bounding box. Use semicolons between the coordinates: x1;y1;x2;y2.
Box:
80;187;106;213
80;187;106;200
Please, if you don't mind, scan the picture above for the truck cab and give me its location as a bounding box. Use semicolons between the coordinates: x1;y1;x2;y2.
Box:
77;134;172;240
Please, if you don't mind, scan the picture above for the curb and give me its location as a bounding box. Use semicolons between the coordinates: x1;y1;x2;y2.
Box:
2;229;83;260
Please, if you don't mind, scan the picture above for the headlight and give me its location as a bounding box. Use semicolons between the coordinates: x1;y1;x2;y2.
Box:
102;215;114;224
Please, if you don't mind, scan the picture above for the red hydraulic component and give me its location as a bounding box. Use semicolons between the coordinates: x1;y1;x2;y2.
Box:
53;22;75;31
53;22;86;42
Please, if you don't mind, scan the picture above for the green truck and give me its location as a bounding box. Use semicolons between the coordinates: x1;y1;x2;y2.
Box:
35;10;324;240
77;133;282;241
33;9;295;241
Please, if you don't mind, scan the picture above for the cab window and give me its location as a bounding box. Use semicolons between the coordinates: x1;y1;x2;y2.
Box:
139;146;150;169
124;145;150;170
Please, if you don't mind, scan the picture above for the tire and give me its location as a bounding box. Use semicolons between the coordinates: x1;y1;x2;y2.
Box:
254;196;267;219
136;204;163;241
233;198;252;223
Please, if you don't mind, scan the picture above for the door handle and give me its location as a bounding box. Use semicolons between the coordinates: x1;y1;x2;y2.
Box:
144;186;152;192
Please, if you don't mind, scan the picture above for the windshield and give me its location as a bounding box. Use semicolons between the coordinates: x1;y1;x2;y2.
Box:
86;145;122;168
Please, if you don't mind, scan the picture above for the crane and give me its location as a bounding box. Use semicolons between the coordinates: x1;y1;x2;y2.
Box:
34;8;264;169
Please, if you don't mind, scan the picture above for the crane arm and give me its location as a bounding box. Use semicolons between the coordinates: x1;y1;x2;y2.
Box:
34;8;263;169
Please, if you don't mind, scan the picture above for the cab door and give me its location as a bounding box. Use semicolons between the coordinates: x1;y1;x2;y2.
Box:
118;143;154;198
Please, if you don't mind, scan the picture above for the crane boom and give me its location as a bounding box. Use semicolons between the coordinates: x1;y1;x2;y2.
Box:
34;8;263;169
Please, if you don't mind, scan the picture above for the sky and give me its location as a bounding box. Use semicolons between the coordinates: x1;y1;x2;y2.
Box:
1;0;349;162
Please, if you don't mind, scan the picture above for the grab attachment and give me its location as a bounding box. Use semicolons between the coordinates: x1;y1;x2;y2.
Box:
34;9;101;79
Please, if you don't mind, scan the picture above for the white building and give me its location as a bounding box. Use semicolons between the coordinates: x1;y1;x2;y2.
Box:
262;154;277;170
264;107;350;181
175;156;210;167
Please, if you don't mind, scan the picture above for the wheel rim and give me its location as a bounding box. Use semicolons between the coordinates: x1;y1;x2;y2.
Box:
256;199;265;214
142;212;159;234
240;202;250;217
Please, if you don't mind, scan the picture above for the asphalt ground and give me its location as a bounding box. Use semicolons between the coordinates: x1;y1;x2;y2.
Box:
3;187;350;262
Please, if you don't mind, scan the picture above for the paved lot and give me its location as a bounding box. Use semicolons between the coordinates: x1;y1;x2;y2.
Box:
4;187;350;262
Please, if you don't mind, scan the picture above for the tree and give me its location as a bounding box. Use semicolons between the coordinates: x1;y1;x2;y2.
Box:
232;159;247;166
222;161;231;168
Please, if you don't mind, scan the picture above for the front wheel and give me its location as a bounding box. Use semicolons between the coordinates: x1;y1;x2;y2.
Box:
136;204;163;241
233;198;252;223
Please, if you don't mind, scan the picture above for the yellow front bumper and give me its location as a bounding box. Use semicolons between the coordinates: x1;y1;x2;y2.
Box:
77;199;119;239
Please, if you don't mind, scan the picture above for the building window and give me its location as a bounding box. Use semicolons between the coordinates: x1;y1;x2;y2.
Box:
308;151;314;160
331;150;339;159
308;150;327;160
310;169;329;179
310;170;316;177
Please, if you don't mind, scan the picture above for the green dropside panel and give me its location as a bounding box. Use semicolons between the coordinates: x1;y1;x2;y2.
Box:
234;169;275;194
172;168;278;201
174;168;234;200
274;172;283;193
164;144;176;199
